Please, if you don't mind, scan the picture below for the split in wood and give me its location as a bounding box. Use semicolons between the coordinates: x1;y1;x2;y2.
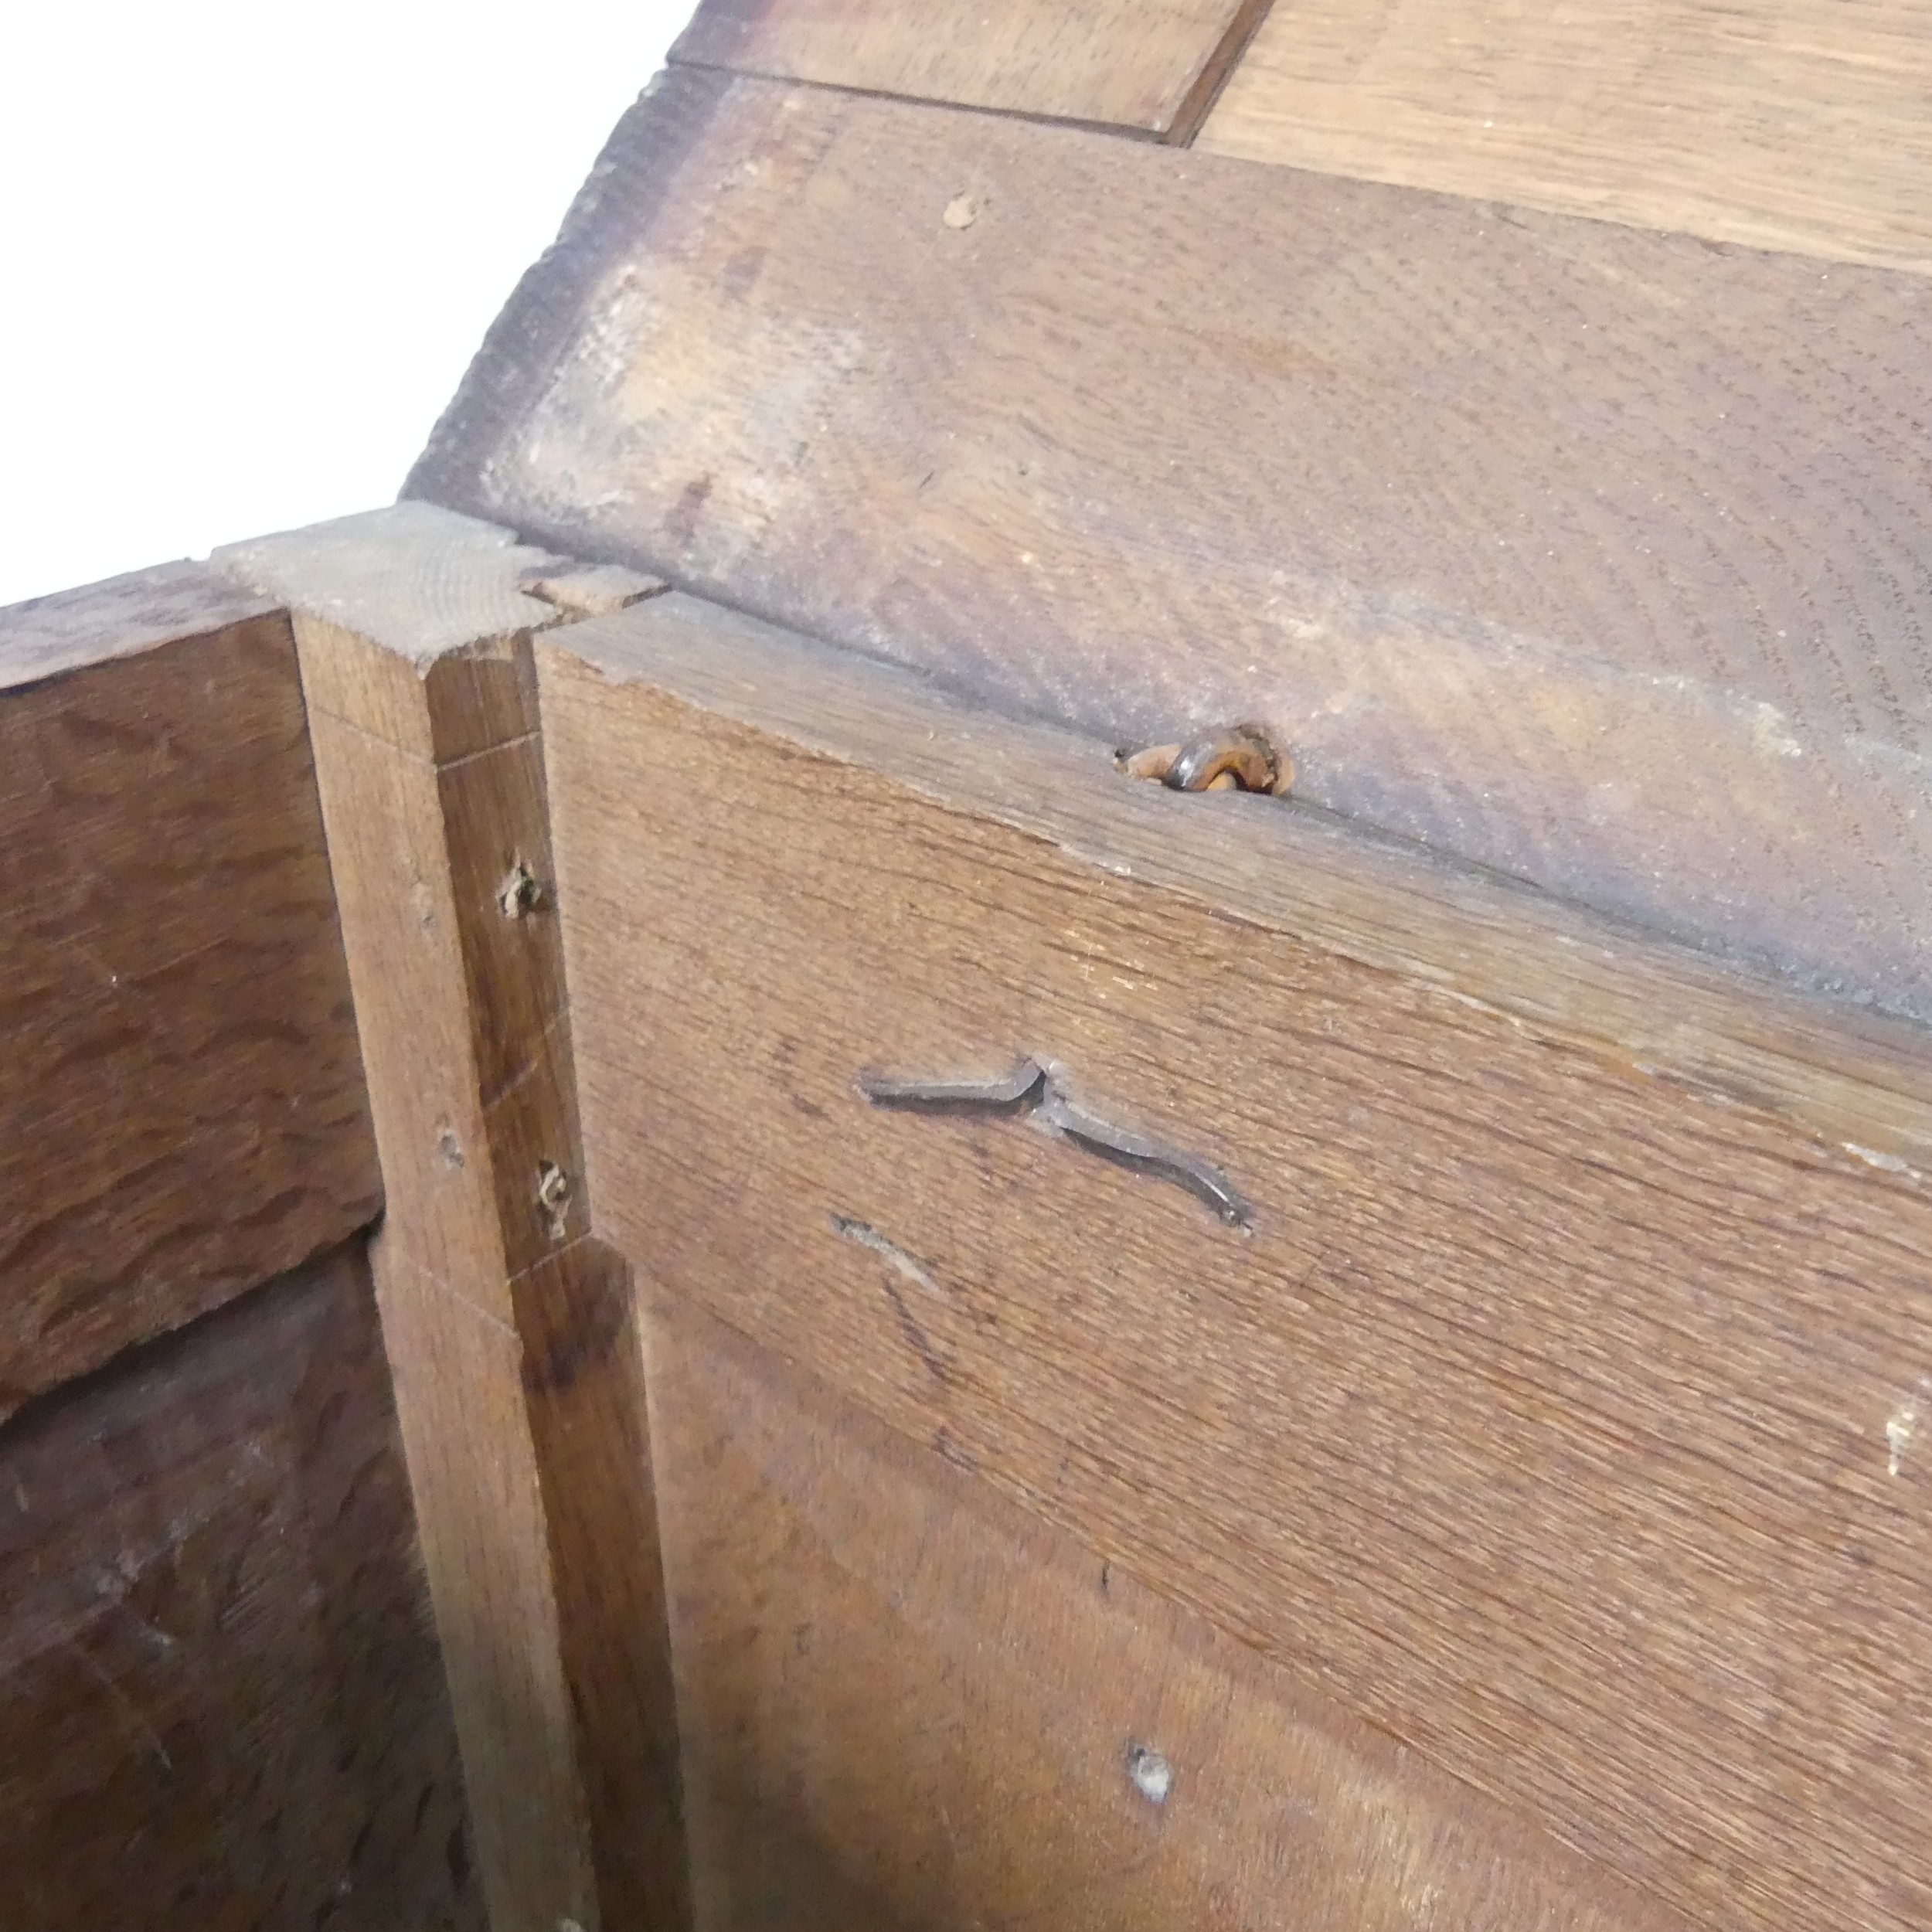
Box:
855;1058;1252;1230
1118;723;1291;795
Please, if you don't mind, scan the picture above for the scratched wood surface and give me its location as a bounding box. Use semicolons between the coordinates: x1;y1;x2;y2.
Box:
410;68;1932;1025
648;1288;1689;1932
0;565;380;1420
1200;0;1932;274
0;1240;482;1931
670;0;1269;139
217;503;685;1932
539;596;1932;1932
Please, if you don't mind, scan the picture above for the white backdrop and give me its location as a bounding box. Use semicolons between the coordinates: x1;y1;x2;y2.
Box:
0;0;696;607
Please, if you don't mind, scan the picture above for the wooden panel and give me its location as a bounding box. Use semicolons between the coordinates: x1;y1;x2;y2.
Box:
217;504;687;1932
0;1240;482;1931
0;564;381;1420
648;1288;1686;1932
410;69;1932;1026
1200;1;1932;275
671;0;1267;140
537;596;1932;1932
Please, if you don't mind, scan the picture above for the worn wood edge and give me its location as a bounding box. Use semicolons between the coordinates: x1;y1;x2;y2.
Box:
539;591;1932;1177
0;558;279;689
213;499;581;666
405;69;732;519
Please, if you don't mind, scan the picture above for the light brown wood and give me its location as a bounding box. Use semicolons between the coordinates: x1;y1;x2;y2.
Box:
671;0;1268;140
217;505;686;1932
411;70;1932;1029
0;1240;482;1930
0;564;380;1420
538;594;1932;1932
648;1287;1688;1932
1200;0;1932;275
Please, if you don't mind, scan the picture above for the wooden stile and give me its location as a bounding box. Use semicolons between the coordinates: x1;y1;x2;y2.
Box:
0;564;380;1419
1200;0;1932;276
536;590;1932;1932
409;69;1932;1031
216;503;685;1932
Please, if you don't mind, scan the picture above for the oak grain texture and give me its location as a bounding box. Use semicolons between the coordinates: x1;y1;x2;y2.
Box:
0;1240;482;1932
411;68;1932;1025
371;1255;601;1932
538;600;1932;1932
670;0;1269;139
1201;0;1932;274
521;1240;691;1932
543;592;1932;1177
219;503;686;1932
647;1287;1689;1932
0;565;380;1420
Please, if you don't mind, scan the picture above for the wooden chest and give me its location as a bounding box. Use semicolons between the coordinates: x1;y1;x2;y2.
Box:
5;6;1930;1928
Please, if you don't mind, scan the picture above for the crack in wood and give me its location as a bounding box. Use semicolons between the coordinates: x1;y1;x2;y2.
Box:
855;1059;1254;1230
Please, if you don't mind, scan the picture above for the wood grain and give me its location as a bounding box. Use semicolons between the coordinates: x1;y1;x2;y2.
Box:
521;1240;691;1932
219;504;685;1932
410;69;1932;1025
648;1289;1689;1932
0;1240;482;1931
545;592;1932;1179
1200;0;1932;275
0;565;380;1420
538;597;1932;1932
371;1254;600;1932
671;0;1268;140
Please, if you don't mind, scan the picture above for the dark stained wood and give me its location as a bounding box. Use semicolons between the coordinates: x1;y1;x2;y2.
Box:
410;67;1932;1026
0;564;381;1420
536;594;1932;1932
1201;0;1932;274
523;1241;690;1932
671;0;1269;140
371;1255;602;1932
0;1240;483;1931
217;503;688;1932
647;1287;1690;1932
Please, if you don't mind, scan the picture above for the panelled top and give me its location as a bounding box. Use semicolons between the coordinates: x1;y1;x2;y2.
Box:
410;67;1932;1026
671;0;1267;140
